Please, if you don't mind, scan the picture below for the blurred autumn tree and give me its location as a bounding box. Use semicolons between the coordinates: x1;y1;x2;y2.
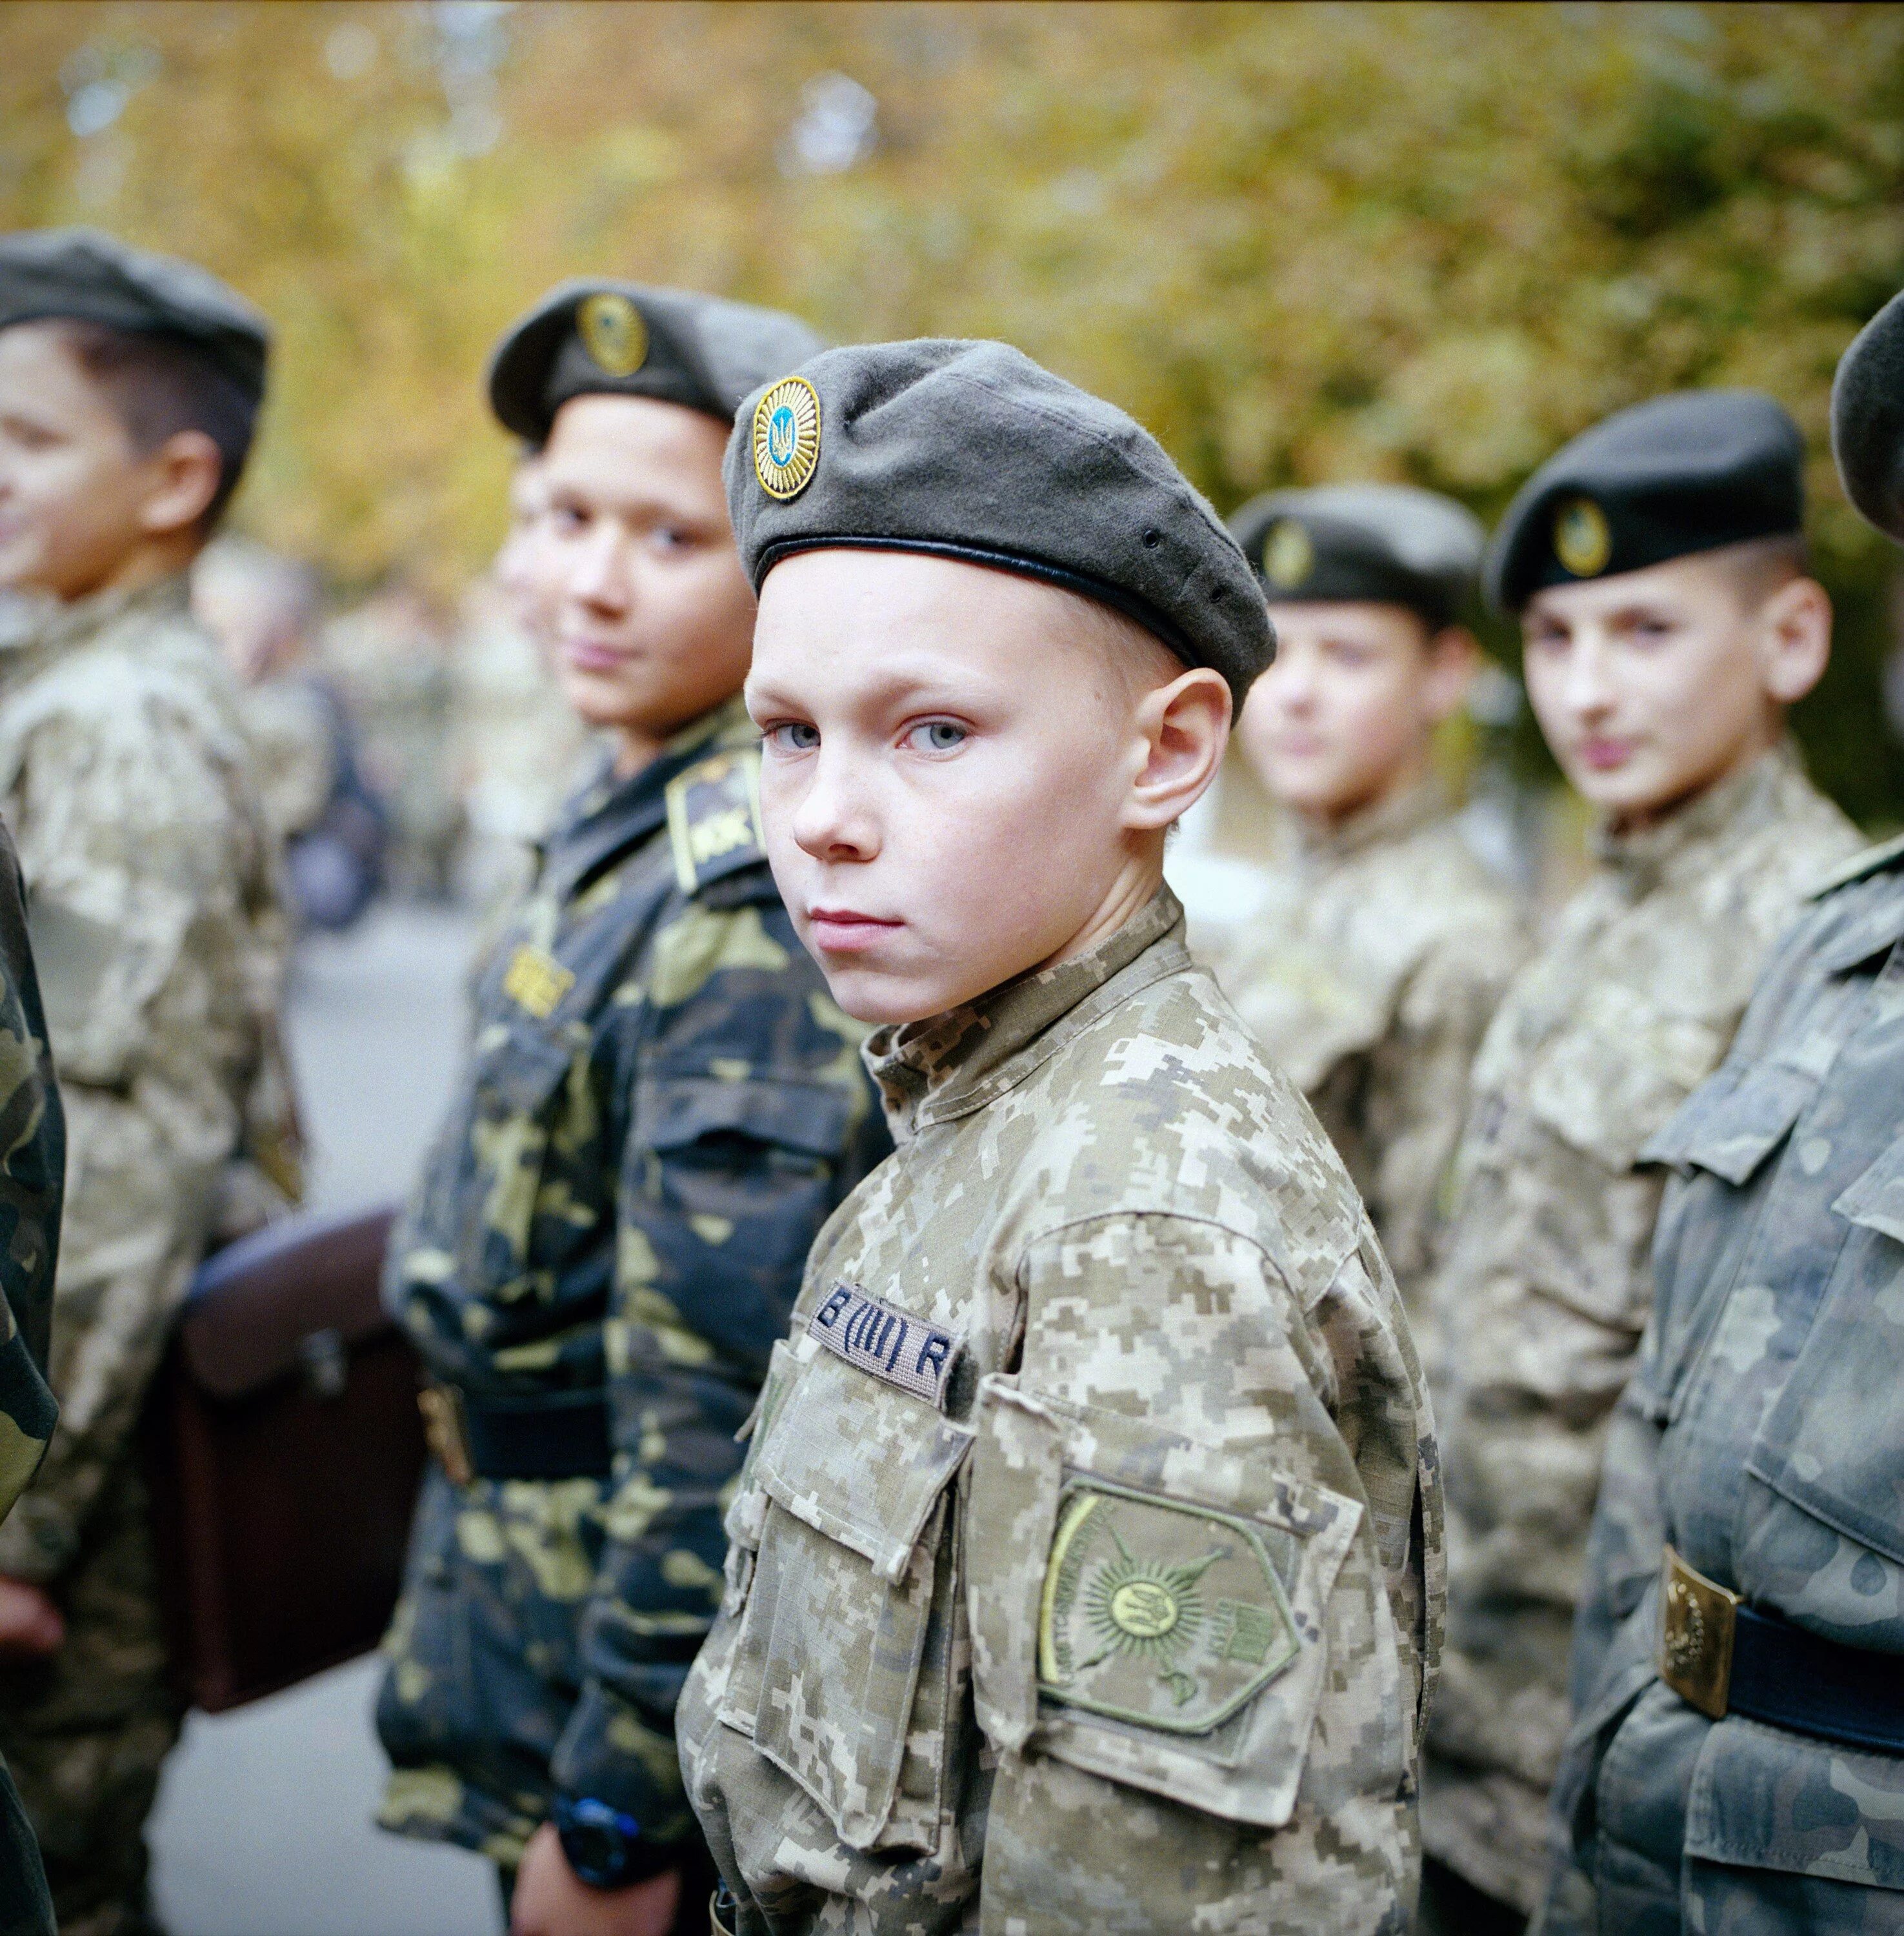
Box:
4;0;1904;817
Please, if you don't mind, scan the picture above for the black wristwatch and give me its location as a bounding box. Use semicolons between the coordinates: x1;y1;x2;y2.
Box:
550;1795;676;1890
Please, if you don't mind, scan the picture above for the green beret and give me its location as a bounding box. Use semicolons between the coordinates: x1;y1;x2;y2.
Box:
1485;391;1803;614
0;226;268;403
487;280;823;445
1831;287;1904;541
725;339;1273;710
1229;484;1483;630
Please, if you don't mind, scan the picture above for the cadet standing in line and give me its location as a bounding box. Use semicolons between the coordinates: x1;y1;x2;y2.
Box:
0;228;298;1936
679;339;1441;1934
372;283;888;1936
0;819;64;1936
1419;395;1862;1933
1538;286;1904;1936
1214;485;1525;1322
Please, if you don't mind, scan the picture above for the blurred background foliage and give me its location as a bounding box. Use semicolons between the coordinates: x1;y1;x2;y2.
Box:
4;0;1904;820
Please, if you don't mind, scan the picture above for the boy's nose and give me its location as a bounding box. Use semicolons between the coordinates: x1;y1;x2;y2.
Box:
792;751;879;862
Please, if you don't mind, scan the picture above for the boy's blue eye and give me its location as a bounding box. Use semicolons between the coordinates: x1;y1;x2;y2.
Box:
910;721;967;753
767;722;820;753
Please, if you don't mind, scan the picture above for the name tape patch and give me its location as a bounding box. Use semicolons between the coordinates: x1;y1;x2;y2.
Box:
811;1282;960;1411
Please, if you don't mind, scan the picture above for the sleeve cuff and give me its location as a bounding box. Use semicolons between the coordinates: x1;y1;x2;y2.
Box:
550;1680;696;1847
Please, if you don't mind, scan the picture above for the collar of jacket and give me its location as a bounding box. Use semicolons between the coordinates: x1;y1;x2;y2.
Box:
537;691;757;902
864;884;1188;1141
0;573;188;662
1288;768;1452;868
1589;737;1809;898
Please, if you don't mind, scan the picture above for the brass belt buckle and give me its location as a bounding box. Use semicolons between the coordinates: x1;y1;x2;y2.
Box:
417;1384;474;1487
1660;1543;1739;1720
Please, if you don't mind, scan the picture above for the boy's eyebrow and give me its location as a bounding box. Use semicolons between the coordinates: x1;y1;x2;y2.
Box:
752;661;988;716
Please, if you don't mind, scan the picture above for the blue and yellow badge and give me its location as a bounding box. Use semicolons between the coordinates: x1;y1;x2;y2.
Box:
665;749;767;894
1262;518;1315;591
501;944;575;1019
1037;1479;1299;1736
1554;495;1612;578
578;292;648;378
753;374;821;500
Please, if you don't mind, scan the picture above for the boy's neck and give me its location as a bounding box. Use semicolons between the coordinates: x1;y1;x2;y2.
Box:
1298;744;1436;839
55;531;200;610
1036;847;1167;976
1603;715;1781;838
607;690;748;780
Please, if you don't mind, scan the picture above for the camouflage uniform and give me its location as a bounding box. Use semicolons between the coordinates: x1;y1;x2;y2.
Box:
0;578;297;1936
0;817;63;1936
375;696;887;1871
1542;831;1904;1933
1211;777;1524;1319
680;886;1443;1934
1422;744;1858;1913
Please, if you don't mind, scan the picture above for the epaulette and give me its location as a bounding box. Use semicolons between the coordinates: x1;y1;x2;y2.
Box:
665;747;769;896
1810;829;1904;901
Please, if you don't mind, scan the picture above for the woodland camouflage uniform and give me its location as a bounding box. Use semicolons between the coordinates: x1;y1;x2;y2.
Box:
0;579;298;1936
376;696;887;1870
681;888;1443;1935
1213;775;1524;1322
1422;743;1858;1913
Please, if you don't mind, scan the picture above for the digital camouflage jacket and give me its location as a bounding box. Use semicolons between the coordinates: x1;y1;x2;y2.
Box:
1210;777;1525;1322
680;887;1443;1935
0;814;63;1936
1422;744;1858;1911
1543;834;1904;1935
376;698;887;1865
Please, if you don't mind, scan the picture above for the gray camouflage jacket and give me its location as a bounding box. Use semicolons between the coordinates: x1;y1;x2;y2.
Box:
1541;834;1904;1935
680;888;1442;1935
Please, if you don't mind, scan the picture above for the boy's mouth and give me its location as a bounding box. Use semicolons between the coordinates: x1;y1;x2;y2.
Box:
805;906;903;953
1576;736;1636;772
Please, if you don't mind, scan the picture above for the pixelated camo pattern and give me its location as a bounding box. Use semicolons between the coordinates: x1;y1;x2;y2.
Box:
1423;743;1860;1911
680;887;1441;1933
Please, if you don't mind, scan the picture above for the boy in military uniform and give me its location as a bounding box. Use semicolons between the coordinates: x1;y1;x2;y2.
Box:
1420;394;1861;1933
0;228;297;1936
1538;286;1904;1936
678;340;1441;1934
1214;485;1524;1319
372;283;888;1936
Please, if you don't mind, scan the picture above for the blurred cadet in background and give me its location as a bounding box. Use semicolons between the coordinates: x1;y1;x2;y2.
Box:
194;536;387;931
450;452;596;911
0;818;65;1936
1540;281;1904;1936
373;281;888;1936
1419;394;1862;1935
1210;485;1525;1326
0;227;300;1936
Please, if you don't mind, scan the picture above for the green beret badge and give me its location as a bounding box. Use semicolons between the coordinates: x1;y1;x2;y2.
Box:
1554;495;1612;579
577;292;647;378
753;375;821;500
1262;518;1315;591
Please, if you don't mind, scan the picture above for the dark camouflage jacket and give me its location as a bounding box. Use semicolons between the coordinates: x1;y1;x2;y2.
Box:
376;698;886;1862
1545;833;1904;1934
0;814;63;1936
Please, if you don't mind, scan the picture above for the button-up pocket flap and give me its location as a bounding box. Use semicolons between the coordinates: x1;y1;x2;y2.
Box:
1642;1062;1818;1186
641;1075;853;1160
968;1376;1368;1830
1686;1717;1904;1892
1834;1140;1904;1245
754;1349;974;1582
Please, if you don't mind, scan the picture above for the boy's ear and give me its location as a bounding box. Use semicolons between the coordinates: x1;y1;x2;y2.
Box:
1756;575;1831;707
1124;666;1231;832
1422;625;1481;725
134;429;225;539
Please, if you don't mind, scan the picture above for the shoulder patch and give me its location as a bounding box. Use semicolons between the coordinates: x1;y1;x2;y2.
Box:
665;749;768;896
1812;830;1904;901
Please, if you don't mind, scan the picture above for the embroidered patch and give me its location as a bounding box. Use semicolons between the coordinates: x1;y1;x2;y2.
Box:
1553;494;1612;578
1262;517;1314;590
665;750;767;895
752;374;821;500
1037;1478;1299;1736
501;944;575;1019
810;1282;961;1411
577;291;647;378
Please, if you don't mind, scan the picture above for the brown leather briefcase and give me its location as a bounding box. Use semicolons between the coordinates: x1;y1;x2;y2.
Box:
142;1203;426;1713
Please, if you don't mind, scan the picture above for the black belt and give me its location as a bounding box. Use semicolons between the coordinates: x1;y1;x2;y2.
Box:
417;1384;612;1484
1661;1545;1904;1754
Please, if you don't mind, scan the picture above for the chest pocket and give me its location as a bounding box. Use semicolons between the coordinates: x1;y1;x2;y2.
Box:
717;1343;974;1852
1743;1137;1904;1569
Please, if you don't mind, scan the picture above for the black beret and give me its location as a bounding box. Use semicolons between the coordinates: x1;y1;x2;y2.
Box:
1831;287;1904;541
0;226;268;404
488;280;823;445
1229;484;1484;630
1484;391;1804;614
724;339;1274;711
